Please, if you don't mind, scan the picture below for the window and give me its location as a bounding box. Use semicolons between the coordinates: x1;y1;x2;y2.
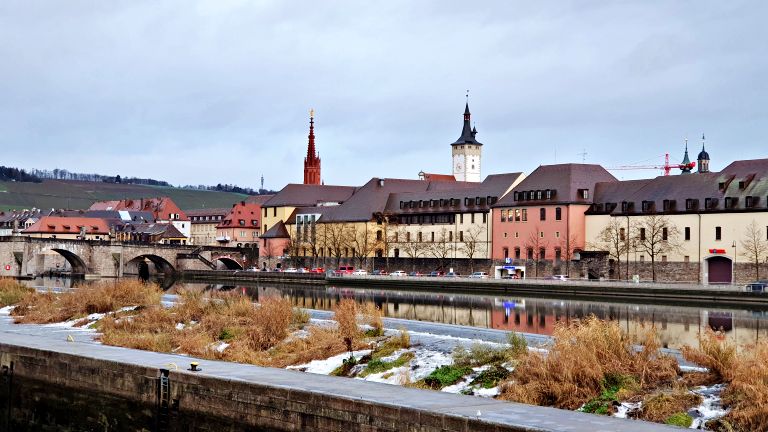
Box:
513;192;519;201
514;209;521;222
459;231;463;242
555;248;561;262
640;255;645;262
642;201;654;213
620;228;626;241
540;208;546;221
500;210;507;222
663;200;676;212
482;213;487;223
431;232;435;242
555;207;562;220
546;190;552;199
725;197;738;209
536;190;542;200
471;213;475;224
503;232;507;238
526;248;533;260
539;248;546;259
376;230;382;241
640;228;646;241
521;209;528;221
684;227;691;241
460;214;464;224
579;189;590;199
539;231;544;238
555;231;560;238
684;256;690;263
515;232;519;238
662;227;668;241
449;231;453;242
238;219;245;226
661;255;667;262
746;196;756;208
715;226;722;241
705;198;718;209
503;248;509;259
685;199;698;211
272;208;276;217
514;247;521;259
406;232;411;242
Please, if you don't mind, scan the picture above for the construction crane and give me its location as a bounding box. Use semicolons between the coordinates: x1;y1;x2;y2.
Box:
608;153;695;176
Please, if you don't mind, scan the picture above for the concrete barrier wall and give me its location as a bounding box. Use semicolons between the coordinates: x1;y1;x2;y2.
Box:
0;338;672;432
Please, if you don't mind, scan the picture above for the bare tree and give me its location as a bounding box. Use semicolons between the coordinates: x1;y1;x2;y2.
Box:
558;232;580;277
427;227;452;271
373;212;396;270
395;226;429;271
590;217;629;280
317;222;353;269
740;219;768;280
524;226;549;278
349;223;379;270
460;225;487;273
633;214;681;282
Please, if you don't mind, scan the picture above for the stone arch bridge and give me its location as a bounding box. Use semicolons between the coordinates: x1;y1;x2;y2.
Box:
0;237;253;278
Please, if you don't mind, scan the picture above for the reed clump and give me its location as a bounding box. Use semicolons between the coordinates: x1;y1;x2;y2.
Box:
498;316;678;410
0;278;34;307
716;341;768;432
681;329;737;384
12;280;161;324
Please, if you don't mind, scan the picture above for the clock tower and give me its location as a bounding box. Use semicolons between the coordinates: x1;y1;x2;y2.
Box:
451;102;482;182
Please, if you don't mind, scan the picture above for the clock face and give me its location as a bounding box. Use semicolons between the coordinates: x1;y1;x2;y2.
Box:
456;164;462;171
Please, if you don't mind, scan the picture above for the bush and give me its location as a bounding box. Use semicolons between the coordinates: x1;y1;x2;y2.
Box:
360;352;415;377
681;330;737;384
507;331;528;358
470;365;510;389
423;365;473;389
719;340;768;431
638;389;702;423
333;299;359;353
665;413;693;427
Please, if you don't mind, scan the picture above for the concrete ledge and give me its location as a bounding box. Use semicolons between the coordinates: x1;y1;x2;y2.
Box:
0;330;675;431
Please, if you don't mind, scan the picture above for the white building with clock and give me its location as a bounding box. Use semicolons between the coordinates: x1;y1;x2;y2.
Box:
451;102;483;182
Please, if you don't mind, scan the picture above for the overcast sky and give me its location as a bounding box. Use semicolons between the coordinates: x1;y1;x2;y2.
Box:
1;1;766;190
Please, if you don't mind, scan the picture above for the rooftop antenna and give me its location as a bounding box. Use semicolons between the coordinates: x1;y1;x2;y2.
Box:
577;149;587;163
260;174;264;191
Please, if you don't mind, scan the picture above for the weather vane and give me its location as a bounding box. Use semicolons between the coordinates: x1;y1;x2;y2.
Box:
309;108;314;118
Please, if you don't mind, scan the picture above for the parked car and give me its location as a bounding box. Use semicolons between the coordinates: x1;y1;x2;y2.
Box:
246;266;259;272
372;269;388;276
428;271;444;277
408;271;423;277
337;265;355;275
469;272;489;279
390;270;407;277
445;272;460;278
352;269;368;275
297;267;309;273
309;267;325;273
549;274;569;281
745;280;768;293
283;268;298;273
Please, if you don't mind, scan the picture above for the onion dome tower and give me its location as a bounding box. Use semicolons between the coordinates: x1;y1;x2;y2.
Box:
697;133;710;174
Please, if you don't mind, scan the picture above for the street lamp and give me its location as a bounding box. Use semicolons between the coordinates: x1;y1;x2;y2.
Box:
732;240;737;284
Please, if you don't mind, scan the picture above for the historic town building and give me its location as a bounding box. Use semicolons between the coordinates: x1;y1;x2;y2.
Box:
89;197;190;239
303;109;321;185
585;157;768;285
491;164;617;276
451;102;483;182
186;208;228;246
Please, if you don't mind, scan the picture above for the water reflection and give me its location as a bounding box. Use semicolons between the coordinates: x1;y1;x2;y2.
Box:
22;277;768;351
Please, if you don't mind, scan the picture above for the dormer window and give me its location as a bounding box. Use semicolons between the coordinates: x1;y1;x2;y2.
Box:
738;181;746;190
685;199;699;211
536;190;542;200
399;201;404;209
513;192;519;201
642;201;655;213
662;199;676;212
621;201;630;213
545;189;552;199
724;197;738;209
745;196;759;208
475;197;481;205
718;182;726;191
578;189;590;199
705;198;719;210
464;197;471;206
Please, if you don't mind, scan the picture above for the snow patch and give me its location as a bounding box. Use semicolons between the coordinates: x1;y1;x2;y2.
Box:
690;384;728;429
0;306;14;315
287;350;372;375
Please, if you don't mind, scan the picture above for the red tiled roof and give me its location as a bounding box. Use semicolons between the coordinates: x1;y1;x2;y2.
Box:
420;173;456;182
216;201;262;229
89;197;188;221
25;216;110;234
495;164;617;207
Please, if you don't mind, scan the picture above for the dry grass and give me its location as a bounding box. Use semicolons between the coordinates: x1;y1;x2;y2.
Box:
0;278;34;307
334;299;360;353
362;302;384;336
681;329;737;384
498;316;678;410
717;341;768;431
637;387;702;423
11;280;161;324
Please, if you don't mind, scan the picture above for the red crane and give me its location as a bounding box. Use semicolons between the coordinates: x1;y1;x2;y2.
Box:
608;153;695;176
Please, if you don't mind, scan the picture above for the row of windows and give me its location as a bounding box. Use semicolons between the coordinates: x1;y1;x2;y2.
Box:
597;196;767;214
616;226;768;242
399;196;498;209
500;207;563;222
190;215;224;222
501;246;566;261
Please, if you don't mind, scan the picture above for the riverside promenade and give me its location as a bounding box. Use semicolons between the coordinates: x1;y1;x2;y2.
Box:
0;310;676;432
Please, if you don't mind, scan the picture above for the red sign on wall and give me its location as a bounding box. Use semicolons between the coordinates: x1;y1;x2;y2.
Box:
709;249;727;254
4;265;10;271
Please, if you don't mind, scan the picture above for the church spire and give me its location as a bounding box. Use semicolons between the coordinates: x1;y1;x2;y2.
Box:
303;109;321;185
680;138;692;174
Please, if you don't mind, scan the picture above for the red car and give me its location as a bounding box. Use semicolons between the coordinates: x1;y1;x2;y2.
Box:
309;267;325;273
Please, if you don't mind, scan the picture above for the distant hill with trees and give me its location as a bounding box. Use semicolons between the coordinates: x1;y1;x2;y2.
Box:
0;165;277;211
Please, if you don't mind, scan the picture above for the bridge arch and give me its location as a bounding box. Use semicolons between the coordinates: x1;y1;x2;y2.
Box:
48;248;89;275
216;257;244;270
126;254;176;277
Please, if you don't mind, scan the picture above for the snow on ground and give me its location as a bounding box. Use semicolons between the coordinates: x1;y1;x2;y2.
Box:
613;401;642;419
211;341;230;353
0;306;14;315
690;384;728;429
287;350;372;375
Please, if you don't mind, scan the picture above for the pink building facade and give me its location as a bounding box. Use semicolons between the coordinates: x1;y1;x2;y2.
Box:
491;164;616;267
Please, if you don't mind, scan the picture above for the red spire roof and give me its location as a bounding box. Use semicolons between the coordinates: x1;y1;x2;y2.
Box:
303;109;321;185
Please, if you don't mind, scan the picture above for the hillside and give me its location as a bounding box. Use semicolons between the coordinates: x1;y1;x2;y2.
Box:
0;180;251;211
